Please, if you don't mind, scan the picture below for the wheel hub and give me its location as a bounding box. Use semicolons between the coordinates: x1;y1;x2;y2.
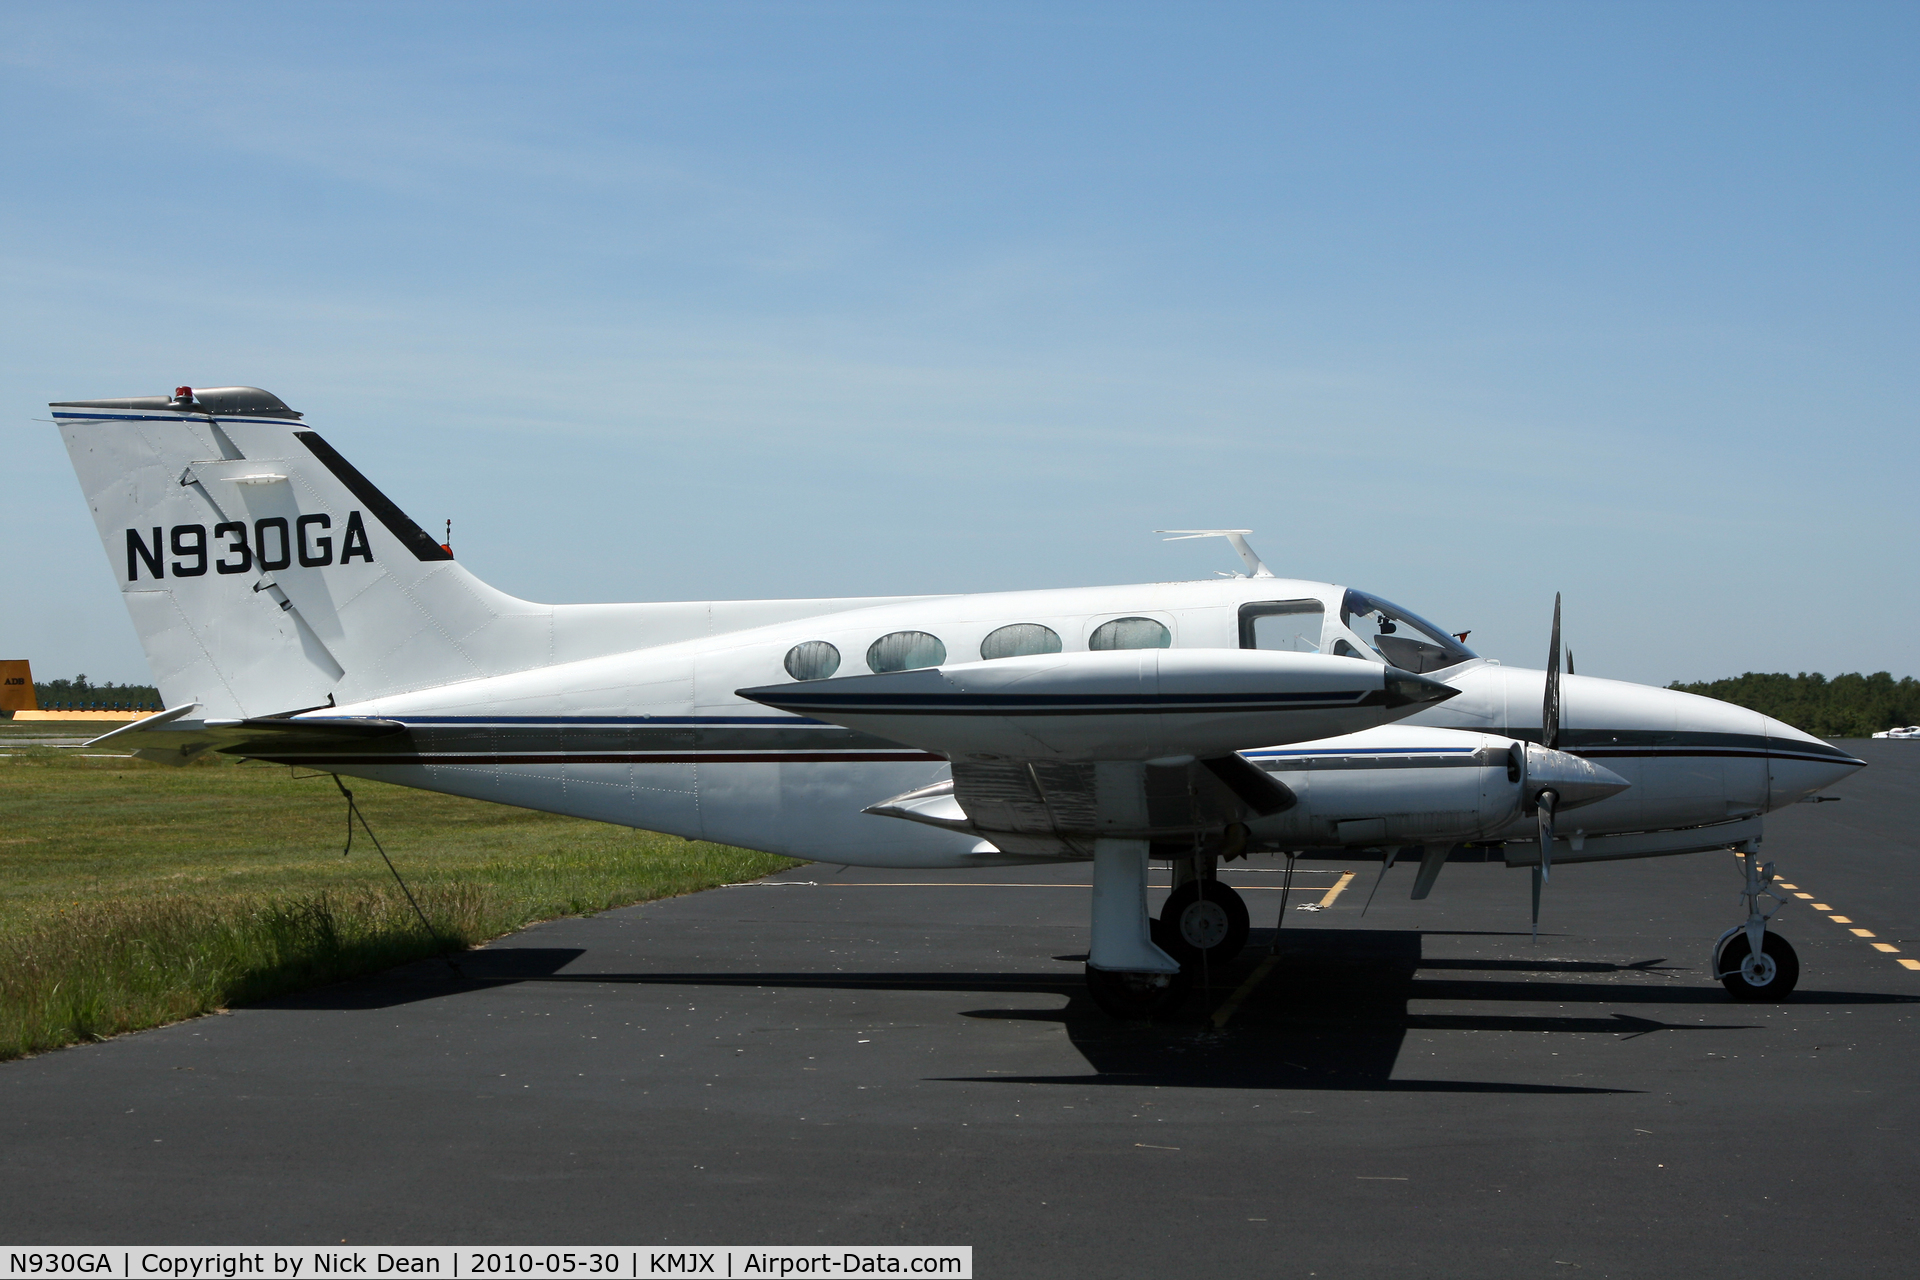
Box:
1740;951;1778;986
1178;900;1231;949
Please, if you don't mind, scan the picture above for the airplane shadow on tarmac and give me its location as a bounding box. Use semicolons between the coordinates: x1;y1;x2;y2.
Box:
250;928;1919;1096
949;928;1736;1095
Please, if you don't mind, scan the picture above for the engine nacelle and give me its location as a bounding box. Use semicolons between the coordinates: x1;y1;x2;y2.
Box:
1241;728;1629;850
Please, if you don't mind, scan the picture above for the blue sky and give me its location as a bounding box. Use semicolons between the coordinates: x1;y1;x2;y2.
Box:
3;2;1914;688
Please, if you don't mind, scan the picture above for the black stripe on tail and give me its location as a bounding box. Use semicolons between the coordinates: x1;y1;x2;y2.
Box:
294;432;453;562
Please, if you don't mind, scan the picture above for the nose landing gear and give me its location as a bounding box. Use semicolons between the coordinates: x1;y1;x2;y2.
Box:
1714;845;1799;1001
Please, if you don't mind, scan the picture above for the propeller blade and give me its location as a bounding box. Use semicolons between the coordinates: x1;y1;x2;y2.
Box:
1531;594;1565;945
1532;593;1569;940
1536;789;1556;885
1543;593;1562;751
1532;787;1558;942
1531;866;1543;943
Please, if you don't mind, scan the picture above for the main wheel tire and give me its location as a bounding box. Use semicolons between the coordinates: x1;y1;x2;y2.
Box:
1084;964;1193;1020
1718;931;1800;1001
1157;879;1251;968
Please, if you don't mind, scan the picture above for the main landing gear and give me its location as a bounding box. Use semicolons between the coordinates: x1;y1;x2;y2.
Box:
1084;838;1191;1019
1714;844;1799;1001
1084;840;1253;1019
1156;873;1251;970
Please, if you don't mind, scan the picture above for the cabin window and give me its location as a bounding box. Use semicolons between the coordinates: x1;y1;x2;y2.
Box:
1089;616;1171;650
1238;599;1325;652
783;641;842;681
979;623;1063;660
867;630;948;673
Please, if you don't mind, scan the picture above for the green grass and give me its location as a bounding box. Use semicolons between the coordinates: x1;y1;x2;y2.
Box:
0;736;800;1060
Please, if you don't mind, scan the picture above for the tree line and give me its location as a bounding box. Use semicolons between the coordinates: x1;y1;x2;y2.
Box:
1667;672;1920;739
32;675;163;711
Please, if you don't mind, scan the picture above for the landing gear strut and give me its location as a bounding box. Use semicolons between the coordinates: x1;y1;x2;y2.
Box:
1714;845;1799;1001
1085;837;1191;1019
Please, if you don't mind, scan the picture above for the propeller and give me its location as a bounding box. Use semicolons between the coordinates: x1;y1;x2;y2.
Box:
1532;593;1563;941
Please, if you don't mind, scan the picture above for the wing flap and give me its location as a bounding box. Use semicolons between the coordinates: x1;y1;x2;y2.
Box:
865;752;1293;841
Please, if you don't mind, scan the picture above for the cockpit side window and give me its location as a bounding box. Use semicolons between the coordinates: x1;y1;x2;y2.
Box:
1237;599;1325;652
1339;589;1475;673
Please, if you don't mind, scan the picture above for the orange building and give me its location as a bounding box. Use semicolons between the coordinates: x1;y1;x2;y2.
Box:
0;660;36;715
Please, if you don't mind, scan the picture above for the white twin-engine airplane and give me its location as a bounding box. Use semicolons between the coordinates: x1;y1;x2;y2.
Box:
54;386;1866;1017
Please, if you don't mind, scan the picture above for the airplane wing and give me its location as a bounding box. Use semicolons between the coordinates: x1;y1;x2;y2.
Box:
739;647;1455;854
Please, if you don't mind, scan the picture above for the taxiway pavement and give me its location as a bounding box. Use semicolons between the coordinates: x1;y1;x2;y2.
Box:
2;742;1915;1277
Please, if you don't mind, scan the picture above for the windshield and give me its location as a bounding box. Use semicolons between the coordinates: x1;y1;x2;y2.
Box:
1339;589;1476;673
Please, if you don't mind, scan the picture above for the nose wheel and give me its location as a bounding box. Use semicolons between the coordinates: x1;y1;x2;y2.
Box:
1716;930;1800;1001
1714;845;1799;1001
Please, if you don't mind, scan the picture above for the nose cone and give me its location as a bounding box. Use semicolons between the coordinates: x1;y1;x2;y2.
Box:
1761;713;1866;805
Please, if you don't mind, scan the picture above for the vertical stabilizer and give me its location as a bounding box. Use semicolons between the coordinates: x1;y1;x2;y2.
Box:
55;389;553;717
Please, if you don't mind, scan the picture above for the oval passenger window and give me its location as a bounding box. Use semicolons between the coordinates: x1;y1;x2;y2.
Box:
783;641;841;681
867;630;947;673
979;623;1063;661
1089;616;1171;650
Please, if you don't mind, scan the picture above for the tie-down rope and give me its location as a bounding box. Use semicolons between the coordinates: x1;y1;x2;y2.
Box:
331;773;456;965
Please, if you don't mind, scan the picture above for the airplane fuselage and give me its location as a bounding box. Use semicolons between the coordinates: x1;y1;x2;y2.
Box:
238;575;1858;868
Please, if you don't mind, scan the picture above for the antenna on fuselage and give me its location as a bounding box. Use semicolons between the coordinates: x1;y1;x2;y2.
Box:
1156;529;1275;578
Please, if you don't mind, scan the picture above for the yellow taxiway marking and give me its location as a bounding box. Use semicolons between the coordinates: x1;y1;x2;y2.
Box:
1189;883;1347;892
1204;874;1354;1029
1318;871;1357;908
1745;861;1915;975
1211;955;1279;1029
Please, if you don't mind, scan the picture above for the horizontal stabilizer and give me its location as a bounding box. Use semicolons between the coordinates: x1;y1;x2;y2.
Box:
87;704;405;765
